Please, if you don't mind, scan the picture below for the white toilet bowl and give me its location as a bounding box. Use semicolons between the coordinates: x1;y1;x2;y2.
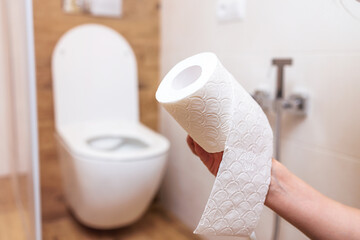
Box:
52;24;169;229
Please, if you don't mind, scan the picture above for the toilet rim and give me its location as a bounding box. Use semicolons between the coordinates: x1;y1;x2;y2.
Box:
86;134;149;152
55;121;170;162
56;133;169;162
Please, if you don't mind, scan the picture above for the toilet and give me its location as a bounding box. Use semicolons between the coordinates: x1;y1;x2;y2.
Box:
52;24;169;229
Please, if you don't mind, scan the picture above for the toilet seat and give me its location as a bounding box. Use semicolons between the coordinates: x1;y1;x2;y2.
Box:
56;121;169;161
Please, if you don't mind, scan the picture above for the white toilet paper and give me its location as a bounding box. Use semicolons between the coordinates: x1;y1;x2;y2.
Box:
156;52;273;237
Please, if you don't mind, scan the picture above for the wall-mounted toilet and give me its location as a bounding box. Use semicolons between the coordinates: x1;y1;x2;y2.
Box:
52;24;169;229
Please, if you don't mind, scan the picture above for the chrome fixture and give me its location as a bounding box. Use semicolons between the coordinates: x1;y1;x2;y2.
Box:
253;90;308;116
273;58;291;240
253;60;308;116
273;59;292;99
253;58;308;240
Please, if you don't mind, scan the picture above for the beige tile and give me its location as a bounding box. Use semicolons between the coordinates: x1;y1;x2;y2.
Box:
241;0;360;54
280;55;360;159
161;0;360;59
281;139;360;208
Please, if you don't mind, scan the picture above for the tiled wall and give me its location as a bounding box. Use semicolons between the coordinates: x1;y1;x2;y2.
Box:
159;0;360;239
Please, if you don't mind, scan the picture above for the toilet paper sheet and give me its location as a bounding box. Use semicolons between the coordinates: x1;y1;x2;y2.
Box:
156;53;273;237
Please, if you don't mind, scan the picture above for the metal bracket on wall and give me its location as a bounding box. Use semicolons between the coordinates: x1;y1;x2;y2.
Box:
252;58;309;116
253;90;308;116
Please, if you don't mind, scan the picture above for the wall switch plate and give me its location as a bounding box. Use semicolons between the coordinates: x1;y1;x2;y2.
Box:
216;0;247;22
89;0;122;18
63;0;122;18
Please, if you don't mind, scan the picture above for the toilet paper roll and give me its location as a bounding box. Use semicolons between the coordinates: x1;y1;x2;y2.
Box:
156;52;273;237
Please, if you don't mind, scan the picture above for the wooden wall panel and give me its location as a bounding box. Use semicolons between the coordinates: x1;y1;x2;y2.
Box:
33;0;160;224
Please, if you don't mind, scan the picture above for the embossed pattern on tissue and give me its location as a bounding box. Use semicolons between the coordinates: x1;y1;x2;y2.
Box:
164;64;234;153
163;62;273;237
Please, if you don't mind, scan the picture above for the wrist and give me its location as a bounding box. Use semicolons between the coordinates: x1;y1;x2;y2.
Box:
264;159;288;209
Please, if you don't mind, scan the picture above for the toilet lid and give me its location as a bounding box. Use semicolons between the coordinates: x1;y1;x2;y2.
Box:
52;24;139;127
56;121;169;161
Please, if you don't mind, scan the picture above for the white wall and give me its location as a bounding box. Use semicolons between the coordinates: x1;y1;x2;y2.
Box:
159;0;360;239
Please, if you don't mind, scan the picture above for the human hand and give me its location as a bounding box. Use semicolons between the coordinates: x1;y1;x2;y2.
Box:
186;135;223;176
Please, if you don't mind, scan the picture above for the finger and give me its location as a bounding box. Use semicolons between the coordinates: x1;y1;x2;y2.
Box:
194;142;210;164
186;135;198;156
209;152;224;176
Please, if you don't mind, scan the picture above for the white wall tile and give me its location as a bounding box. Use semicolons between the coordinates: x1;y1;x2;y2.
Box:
281;139;360;208
160;0;360;239
280;55;360;159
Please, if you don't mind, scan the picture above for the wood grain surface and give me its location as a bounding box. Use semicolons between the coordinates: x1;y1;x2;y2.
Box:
0;177;27;240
